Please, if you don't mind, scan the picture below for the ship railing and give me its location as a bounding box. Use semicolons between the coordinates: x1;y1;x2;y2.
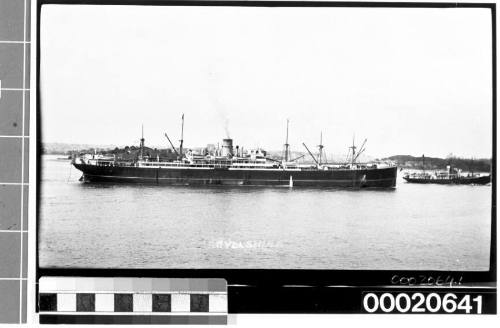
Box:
134;161;280;169
408;172;433;179
88;160;115;167
137;162;187;168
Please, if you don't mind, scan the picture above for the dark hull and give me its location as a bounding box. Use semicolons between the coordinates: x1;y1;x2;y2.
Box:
73;164;398;188
403;175;491;185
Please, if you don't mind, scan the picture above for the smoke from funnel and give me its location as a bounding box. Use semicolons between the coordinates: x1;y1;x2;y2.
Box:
207;74;231;138
224;118;230;139
211;98;231;138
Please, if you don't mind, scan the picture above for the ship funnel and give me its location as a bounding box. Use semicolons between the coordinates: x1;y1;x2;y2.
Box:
221;138;234;157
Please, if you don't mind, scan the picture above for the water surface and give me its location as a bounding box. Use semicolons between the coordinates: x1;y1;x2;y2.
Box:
39;155;492;270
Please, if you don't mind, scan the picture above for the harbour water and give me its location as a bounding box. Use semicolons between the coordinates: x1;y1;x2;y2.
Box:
39;155;492;270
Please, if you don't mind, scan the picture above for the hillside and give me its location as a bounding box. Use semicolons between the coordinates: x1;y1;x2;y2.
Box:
385;155;491;173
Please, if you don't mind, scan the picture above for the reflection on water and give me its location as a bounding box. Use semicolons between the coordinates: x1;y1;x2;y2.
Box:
39;156;491;270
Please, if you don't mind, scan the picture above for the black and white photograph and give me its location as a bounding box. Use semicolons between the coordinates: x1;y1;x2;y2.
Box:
38;3;493;277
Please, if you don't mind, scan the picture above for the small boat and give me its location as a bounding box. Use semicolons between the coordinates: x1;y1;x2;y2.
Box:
403;155;490;185
403;172;491;185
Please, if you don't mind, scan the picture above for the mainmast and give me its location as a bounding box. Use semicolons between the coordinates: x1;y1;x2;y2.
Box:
283;119;290;162
179;113;184;159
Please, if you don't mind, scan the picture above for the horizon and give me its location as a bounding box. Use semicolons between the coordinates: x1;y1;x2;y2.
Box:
42;141;493;161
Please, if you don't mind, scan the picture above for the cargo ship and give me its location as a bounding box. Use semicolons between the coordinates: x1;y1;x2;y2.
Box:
72;116;397;188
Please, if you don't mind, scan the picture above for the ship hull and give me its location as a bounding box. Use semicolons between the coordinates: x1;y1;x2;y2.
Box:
73;164;398;188
403;175;491;185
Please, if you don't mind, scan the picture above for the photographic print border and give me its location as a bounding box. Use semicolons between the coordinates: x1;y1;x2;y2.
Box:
35;0;497;314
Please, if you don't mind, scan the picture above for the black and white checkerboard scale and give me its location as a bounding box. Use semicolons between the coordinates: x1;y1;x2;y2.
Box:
38;277;227;324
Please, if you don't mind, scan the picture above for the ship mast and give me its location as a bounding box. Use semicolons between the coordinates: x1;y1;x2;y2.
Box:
179;113;184;159
349;135;356;165
283;119;290;162
140;124;145;160
317;132;324;165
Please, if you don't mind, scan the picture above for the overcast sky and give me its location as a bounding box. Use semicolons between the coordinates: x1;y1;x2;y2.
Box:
40;5;492;158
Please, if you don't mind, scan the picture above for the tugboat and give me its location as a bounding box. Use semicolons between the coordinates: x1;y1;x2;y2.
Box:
403;155;491;185
72;116;398;188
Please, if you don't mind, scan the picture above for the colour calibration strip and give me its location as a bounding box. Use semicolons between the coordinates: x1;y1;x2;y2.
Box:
38;277;228;324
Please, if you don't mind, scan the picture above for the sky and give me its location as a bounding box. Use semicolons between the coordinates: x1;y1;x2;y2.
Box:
40;5;493;158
